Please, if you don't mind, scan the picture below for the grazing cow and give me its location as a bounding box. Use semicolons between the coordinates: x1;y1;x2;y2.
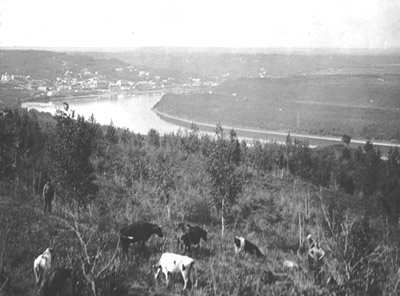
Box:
176;223;207;252
34;248;53;286
41;267;72;296
154;252;197;290
119;222;163;258
234;236;264;258
43;179;55;214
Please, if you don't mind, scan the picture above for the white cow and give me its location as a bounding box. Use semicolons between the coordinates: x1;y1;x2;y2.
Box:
33;248;53;286
154;252;197;290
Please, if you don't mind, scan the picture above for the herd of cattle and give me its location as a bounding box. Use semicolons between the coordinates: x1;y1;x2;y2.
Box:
33;221;326;295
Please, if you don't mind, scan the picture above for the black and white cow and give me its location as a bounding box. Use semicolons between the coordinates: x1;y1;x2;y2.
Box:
306;234;325;284
154;252;197;290
120;221;163;258
176;223;207;252
234;236;264;258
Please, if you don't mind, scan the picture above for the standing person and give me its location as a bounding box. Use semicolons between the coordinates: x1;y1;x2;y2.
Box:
43;179;55;214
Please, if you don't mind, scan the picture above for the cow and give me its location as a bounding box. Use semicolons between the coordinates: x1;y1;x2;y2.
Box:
33;248;53;286
176;223;207;252
119;221;163;258
41;267;72;296
153;252;197;291
234;236;264;258
308;242;326;284
43;179;55;214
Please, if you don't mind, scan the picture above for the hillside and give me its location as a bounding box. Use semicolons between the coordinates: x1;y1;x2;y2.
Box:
1;107;400;295
89;49;400;79
155;74;400;142
0;50;129;80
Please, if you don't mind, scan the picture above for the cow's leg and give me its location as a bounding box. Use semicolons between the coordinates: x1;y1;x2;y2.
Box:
182;270;188;290
154;266;161;285
193;263;198;288
163;269;169;288
120;239;127;260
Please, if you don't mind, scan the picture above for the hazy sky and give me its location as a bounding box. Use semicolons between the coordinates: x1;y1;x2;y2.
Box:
1;0;399;49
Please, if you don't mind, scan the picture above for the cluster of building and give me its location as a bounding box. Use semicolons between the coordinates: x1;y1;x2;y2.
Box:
1;63;219;99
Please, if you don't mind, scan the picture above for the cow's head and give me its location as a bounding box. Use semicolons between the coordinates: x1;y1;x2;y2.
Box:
152;263;160;271
45;247;54;257
153;225;164;238
201;230;208;241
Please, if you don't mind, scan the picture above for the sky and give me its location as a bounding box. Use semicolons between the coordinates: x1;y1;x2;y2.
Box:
1;0;400;49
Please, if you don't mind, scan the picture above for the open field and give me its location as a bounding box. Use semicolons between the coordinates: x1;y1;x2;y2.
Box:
154;74;400;142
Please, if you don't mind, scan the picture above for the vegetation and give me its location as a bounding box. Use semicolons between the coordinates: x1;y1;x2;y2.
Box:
1;106;400;295
155;75;400;142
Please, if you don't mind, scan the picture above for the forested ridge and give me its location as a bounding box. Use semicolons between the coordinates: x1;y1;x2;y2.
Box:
0;107;400;295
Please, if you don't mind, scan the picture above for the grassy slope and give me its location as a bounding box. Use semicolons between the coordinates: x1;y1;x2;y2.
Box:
1;171;338;296
0;50;129;80
1;109;398;295
155;75;400;141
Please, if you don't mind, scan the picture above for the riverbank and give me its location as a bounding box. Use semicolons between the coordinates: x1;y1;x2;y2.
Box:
153;108;400;154
25;89;165;103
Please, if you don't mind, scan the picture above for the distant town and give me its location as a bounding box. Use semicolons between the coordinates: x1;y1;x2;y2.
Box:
0;62;224;101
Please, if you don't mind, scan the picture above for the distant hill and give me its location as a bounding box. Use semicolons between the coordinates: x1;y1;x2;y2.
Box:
0;50;129;80
87;49;400;80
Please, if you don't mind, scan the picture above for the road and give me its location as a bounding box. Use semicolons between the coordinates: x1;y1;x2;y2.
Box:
153;109;400;153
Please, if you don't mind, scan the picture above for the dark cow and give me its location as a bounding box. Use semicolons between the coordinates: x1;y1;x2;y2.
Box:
41;267;72;296
234;236;264;258
176;223;207;252
120;221;163;258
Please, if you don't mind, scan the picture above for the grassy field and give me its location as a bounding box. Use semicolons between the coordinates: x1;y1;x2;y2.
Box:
154;74;400;142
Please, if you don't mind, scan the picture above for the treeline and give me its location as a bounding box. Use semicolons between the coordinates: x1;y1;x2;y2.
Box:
0;107;400;295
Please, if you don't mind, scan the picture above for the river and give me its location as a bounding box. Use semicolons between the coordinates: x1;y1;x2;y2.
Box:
22;93;181;135
21;93;399;155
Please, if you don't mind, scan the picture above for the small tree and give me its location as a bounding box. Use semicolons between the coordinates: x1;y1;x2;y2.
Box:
342;134;352;146
49;108;99;207
378;147;400;226
206;124;243;236
147;128;160;148
105;120;119;144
